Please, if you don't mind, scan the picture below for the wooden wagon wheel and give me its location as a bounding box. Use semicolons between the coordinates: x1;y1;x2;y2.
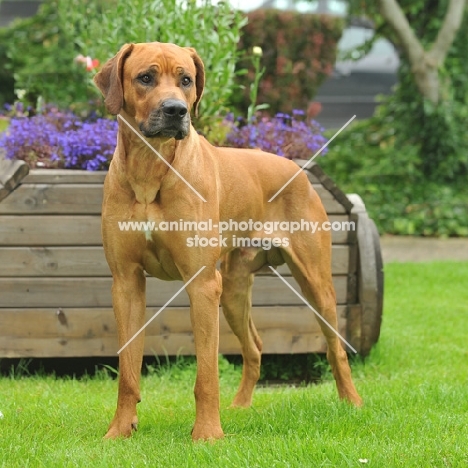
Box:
348;194;384;356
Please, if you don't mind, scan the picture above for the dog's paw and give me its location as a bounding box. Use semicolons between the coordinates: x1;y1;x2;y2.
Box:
191;423;224;442
103;415;138;439
230;390;254;408
342;393;363;407
350;395;363;407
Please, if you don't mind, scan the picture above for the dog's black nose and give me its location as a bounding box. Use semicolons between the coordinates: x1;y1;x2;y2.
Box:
161;99;188;118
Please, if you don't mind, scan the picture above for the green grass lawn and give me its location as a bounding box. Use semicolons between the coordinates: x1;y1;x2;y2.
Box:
1;262;467;467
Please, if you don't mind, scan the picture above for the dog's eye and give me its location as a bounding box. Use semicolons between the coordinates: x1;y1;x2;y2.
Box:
181;76;192;87
138;74;152;84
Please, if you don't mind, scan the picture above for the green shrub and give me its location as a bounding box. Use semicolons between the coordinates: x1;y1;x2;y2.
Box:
349;1;468;183
233;9;343;116
319;2;468;238
2;0;246;133
65;0;246;132
330;2;468;237
320;112;468;237
0;28;16;107
0;1;93;109
386;63;468;183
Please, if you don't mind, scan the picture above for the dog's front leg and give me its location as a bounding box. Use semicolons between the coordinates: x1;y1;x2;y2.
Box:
185;267;224;441
105;267;146;439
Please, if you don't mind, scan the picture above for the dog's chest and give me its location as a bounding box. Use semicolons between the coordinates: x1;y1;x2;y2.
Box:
128;202;181;279
129;178;160;206
131;201;163;238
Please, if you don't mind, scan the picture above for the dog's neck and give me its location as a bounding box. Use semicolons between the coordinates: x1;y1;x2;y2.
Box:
113;111;182;205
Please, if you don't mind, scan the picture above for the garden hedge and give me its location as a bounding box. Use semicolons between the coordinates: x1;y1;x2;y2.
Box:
1;5;343;118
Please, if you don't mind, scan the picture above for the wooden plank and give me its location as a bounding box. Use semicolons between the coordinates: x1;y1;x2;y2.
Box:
0;246;109;277
0;245;350;277
355;215;384;356
0;275;349;308
348;212;359;245
346;304;362;354
333;244;351;274
0;159;30;202
18;166;347;210
0;305;347;357
0;215;102;246
0;183;8;202
0;159;30;192
344;213;359;305
292;160;320;184
313;185;345;214
22;169;107;184
0;336;118;358
346;270;358;305
294;160;353;213
307;163;354;213
0;184;103;215
252;276;349;306
0;214;353;246
0;182;343;215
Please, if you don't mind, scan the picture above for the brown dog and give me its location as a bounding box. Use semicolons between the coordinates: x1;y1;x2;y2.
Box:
93;42;362;441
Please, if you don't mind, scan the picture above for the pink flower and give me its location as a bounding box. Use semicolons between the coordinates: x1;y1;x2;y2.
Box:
86;58;100;71
75;54;100;71
74;54;87;64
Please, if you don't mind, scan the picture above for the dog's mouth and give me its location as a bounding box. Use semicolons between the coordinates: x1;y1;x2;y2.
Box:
139;100;190;140
140;125;188;140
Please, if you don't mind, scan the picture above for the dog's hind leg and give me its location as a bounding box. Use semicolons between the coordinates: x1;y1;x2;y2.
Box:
220;249;263;407
282;232;362;406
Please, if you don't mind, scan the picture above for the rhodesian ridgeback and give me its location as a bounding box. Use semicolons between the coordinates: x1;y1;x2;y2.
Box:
94;42;362;441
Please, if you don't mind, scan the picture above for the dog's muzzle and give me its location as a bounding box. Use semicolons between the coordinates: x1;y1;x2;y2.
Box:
140;99;190;140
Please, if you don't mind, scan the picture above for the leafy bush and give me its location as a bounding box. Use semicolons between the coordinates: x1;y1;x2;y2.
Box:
0;107;117;170
226;110;328;159
346;1;468;183
1;1;96;109
0;29;16;107
320;114;468;237
71;0;246;133
233;9;343;116
1;0;246;135
318;2;468;237
386;64;468;183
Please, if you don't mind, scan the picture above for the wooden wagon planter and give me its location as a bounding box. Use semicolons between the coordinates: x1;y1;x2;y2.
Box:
0;158;383;358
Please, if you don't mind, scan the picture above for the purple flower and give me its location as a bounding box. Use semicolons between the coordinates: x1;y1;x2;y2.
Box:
226;112;328;160
0;107;117;170
292;109;305;116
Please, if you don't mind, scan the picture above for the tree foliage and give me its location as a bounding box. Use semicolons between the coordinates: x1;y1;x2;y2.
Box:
346;0;468;181
1;0;246;134
321;1;468;236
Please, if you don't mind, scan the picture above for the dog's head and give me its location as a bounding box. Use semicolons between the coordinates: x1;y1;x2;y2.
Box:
94;42;205;140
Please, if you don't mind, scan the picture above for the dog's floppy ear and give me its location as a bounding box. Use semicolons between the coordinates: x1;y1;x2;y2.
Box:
185;47;205;117
93;43;134;115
